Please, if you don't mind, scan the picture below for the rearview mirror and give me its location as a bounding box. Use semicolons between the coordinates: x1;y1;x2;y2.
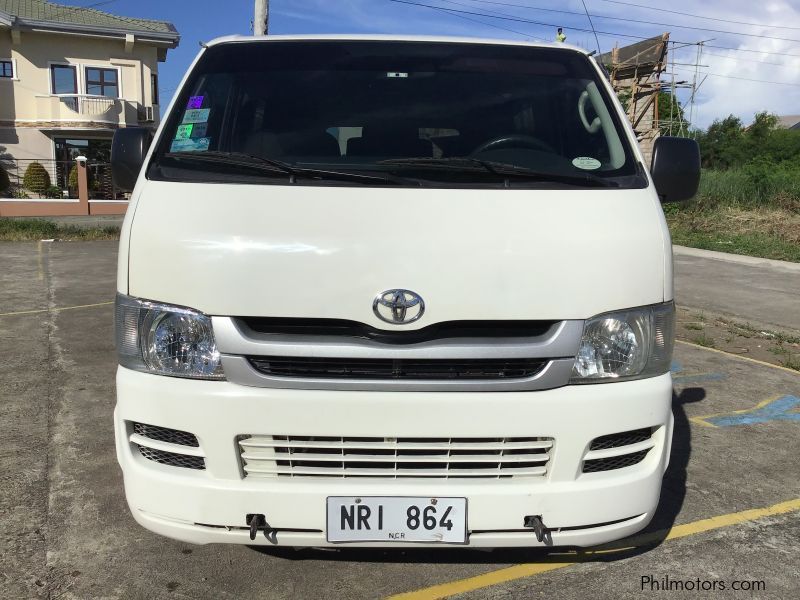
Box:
650;137;701;203
111;127;153;192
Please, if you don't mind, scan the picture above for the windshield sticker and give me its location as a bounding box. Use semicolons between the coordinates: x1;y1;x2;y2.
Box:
174;122;208;140
187;95;204;109
191;122;208;137
170;137;211;153
175;124;194;139
182;108;210;124
572;156;602;170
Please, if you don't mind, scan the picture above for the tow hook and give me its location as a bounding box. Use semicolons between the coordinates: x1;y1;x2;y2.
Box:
246;513;267;541
524;515;552;544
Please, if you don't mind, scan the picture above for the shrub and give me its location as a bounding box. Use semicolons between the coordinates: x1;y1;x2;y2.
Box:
22;162;51;194
45;185;62;199
0;166;9;193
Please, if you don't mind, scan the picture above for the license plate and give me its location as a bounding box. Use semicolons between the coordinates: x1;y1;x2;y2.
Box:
326;496;467;543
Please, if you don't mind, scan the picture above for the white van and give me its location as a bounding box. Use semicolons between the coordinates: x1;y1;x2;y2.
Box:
112;35;700;548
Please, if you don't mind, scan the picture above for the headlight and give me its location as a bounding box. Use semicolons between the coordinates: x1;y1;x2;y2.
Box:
571;302;674;383
115;293;224;380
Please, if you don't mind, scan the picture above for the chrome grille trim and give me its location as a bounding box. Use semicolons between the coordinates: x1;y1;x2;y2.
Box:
213;317;583;360
238;435;554;479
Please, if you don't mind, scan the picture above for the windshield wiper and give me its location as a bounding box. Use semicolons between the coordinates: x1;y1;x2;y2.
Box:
379;157;618;187
163;151;416;185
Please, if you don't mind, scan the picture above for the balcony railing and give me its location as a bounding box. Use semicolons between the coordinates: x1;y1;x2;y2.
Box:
57;94;116;116
34;94;141;126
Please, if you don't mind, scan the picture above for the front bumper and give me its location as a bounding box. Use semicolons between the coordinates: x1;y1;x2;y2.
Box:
115;367;673;548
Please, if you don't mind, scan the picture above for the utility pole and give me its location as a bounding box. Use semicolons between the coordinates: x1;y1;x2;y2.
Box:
254;0;268;35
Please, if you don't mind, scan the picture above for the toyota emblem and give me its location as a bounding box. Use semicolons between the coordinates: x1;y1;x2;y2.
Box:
373;289;425;325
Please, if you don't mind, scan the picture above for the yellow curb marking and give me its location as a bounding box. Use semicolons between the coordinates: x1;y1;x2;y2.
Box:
388;498;800;599
675;339;800;376
0;300;113;318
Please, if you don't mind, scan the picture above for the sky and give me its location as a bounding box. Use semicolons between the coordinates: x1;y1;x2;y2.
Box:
58;0;800;129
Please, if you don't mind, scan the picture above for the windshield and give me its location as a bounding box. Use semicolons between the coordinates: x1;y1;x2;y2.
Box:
148;40;645;188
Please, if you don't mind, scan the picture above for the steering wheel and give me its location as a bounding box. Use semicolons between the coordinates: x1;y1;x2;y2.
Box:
470;134;556;156
578;91;602;134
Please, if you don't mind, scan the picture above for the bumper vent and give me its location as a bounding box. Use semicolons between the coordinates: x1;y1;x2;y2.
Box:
238;435;554;479
133;422;199;447
248;357;547;380
582;427;656;473
589;428;652;451
583;450;649;473
137;445;205;470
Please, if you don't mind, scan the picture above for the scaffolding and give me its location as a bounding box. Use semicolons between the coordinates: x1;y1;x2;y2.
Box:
599;33;670;163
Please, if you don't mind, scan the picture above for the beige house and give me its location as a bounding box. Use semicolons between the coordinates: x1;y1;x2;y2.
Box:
0;0;178;212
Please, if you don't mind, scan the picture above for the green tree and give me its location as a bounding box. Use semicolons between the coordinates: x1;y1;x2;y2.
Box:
697;115;746;169
22;161;51;194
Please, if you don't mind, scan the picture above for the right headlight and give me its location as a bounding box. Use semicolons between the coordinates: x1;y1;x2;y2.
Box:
570;302;675;383
115;293;224;380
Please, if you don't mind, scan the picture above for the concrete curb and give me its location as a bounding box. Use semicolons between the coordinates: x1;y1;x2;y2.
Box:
673;245;800;273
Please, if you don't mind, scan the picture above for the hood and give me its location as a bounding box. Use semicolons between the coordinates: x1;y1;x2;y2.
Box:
126;181;668;326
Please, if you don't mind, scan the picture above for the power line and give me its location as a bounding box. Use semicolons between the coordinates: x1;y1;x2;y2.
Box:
437;0;545;40
390;1;800;60
671;67;800;87
454;0;800;44
390;1;800;88
595;0;800;32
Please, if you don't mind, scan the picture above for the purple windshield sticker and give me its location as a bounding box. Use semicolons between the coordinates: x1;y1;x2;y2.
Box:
187;95;204;109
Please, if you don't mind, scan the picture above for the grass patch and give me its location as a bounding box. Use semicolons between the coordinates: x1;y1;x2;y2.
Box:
0;218;120;241
690;333;716;348
666;205;800;263
684;322;704;331
780;356;800;371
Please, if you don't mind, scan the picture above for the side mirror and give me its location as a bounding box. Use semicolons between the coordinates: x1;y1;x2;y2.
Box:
650;136;701;203
111;127;153;192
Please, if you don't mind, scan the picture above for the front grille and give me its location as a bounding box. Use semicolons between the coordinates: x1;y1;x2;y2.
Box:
589;428;652;451
582;449;649;473
136;445;205;470
133;422;199;447
238;435;553;479
248;357;547;380
239;317;556;344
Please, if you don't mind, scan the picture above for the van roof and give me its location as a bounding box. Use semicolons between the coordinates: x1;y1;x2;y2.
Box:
204;33;591;56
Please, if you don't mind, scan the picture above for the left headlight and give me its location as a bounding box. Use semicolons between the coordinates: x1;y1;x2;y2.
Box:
570;302;674;383
115;293;224;380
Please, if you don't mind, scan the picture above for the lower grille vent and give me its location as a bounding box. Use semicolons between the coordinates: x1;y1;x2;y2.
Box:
248;357;547;380
137;445;205;470
238;435;554;479
589;428;652;451
133;422;199;447
583;449;649;473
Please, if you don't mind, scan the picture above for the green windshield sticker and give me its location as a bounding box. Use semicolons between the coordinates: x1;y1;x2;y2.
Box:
170;137;211;152
182;108;210;124
175;124;194;139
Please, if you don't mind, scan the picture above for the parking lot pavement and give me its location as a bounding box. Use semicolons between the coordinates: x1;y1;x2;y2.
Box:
673;245;800;332
1;241;798;600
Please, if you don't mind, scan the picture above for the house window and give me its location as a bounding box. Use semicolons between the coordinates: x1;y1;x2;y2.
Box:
85;67;119;98
51;64;77;94
0;60;13;78
151;73;159;105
